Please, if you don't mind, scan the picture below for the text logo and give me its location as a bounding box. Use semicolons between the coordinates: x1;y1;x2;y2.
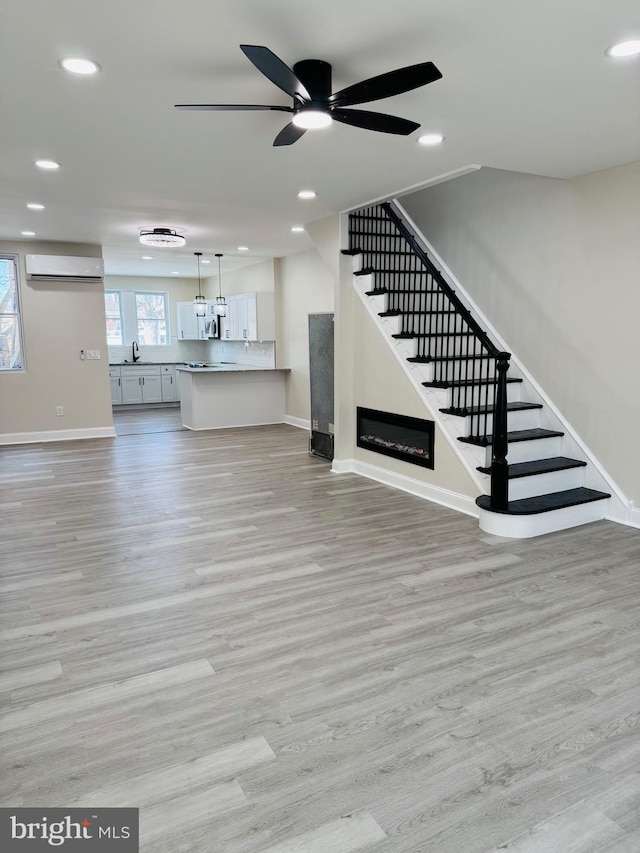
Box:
1;809;138;851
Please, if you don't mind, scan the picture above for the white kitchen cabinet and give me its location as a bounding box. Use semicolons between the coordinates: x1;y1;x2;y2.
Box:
177;302;208;340
220;293;275;341
109;367;122;405
161;365;178;402
121;374;143;404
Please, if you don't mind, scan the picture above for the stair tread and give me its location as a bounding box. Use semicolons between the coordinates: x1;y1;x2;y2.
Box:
476;487;610;515
408;354;493;363
423;377;523;388
341;248;362;256
381;310;457;317
477;456;588;479
442;401;542;416
393;331;475;339
459;427;564;447
365;288;388;296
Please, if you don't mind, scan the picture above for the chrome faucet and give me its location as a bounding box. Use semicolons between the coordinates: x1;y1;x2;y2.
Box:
132;341;140;362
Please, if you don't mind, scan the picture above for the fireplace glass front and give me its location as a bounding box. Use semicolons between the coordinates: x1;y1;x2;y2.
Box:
357;407;435;469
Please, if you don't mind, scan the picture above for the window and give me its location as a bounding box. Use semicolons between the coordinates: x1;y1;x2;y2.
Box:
0;255;23;370
104;291;124;345
135;291;168;345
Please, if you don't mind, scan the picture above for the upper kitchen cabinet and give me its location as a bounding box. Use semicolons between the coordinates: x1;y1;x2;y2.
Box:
220;293;275;341
177;302;208;340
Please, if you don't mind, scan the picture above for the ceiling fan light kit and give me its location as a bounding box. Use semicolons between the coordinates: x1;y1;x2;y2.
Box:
176;45;442;147
139;227;185;247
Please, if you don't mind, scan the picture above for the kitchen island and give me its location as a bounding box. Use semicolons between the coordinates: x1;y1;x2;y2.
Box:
177;365;288;430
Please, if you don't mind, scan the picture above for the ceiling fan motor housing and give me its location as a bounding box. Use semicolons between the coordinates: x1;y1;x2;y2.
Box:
292;59;332;102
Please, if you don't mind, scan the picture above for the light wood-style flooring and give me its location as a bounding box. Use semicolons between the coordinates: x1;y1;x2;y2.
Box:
1;415;640;852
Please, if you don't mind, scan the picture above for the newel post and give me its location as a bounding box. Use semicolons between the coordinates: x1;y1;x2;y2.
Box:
490;352;511;511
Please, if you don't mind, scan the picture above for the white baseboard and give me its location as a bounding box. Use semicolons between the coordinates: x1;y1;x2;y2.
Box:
0;426;116;445
331;457;478;518
284;415;311;430
624;502;640;529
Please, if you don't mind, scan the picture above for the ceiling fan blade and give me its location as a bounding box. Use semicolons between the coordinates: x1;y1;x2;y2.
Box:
240;45;310;102
330;108;420;136
273;122;307;147
329;61;442;107
175;104;293;111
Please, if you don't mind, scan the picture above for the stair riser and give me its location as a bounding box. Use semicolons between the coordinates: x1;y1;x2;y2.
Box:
484;435;563;466
462;408;541;435
390;294;456;314
478;466;585;501
449;384;523;408
478;499;607;538
403;335;493;358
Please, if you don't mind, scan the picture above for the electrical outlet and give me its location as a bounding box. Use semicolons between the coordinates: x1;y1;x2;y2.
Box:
87;350;101;359
56;406;64;416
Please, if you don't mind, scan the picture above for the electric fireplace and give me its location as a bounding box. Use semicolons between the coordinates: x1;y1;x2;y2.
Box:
357;407;435;469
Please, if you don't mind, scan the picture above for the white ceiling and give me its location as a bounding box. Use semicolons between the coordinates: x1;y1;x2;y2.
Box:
1;0;638;279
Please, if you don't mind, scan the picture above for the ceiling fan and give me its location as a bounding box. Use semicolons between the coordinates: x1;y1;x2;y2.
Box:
176;45;442;146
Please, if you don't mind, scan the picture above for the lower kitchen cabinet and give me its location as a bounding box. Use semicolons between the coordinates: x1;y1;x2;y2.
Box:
109;369;123;405
111;364;179;405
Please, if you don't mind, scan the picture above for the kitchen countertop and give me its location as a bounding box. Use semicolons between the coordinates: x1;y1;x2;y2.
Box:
177;365;288;373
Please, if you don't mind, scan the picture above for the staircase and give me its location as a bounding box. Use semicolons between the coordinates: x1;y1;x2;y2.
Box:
344;202;611;538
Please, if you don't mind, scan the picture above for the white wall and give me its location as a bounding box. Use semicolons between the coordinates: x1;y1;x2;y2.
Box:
204;258;275;300
0;240;113;440
401;162;640;504
274;249;335;423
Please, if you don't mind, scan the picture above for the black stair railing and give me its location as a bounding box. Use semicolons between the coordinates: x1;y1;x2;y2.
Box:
348;202;511;510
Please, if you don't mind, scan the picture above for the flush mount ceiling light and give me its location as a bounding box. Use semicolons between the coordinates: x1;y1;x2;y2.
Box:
292;109;332;129
21;231;36;236
202;259;211;264
417;133;444;146
214;253;227;317
27;203;45;210
297;190;316;199
139;228;185;247
237;246;249;251
291;225;305;233
141;255;153;260
35;159;60;170
193;252;207;316
59;57;101;75
606;39;640;57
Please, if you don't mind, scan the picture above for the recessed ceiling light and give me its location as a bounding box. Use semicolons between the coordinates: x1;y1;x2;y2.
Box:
21;231;36;237
237;246;249;251
27;203;45;210
417;133;444;146
171;271;180;275
291;225;305;233
141;256;153;260
201;259;211;264
297;190;317;199
59;57;101;75
35;159;60;170
292;110;332;129
606;39;640;58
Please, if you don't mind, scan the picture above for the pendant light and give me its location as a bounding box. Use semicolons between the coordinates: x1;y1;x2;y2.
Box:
193;252;207;316
214;253;227;317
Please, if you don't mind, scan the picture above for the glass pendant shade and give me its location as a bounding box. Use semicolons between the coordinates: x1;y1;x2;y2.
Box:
214;253;227;316
192;252;206;315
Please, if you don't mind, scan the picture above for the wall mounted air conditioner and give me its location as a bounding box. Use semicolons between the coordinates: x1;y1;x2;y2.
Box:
25;254;104;283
